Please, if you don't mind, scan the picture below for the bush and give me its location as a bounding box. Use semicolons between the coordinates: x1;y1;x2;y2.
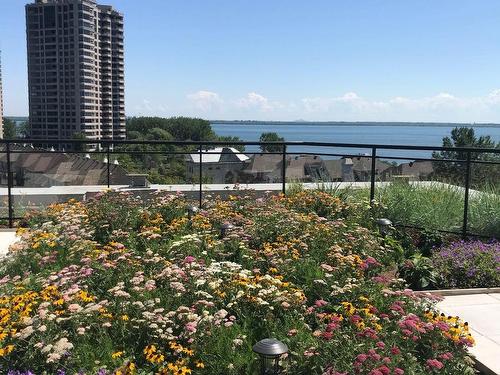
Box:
432;240;500;288
398;253;437;290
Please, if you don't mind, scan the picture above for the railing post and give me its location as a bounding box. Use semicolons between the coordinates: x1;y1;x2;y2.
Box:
6;141;13;228
281;144;287;195
462;151;471;239
106;142;111;189
370;147;377;204
199;145;203;208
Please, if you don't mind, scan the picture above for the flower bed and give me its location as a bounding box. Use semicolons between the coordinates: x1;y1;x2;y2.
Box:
432;240;500;289
0;191;476;374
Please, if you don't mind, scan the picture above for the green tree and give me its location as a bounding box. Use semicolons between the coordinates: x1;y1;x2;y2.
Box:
18;121;30;139
115;117;245;184
72;132;88;152
259;132;285;152
2;118;17;139
432;127;500;187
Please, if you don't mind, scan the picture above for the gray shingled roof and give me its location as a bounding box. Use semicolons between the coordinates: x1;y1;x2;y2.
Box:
0;145;130;186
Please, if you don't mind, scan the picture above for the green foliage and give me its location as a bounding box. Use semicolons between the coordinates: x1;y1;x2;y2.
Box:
127;116;215;141
18;120;30;138
259;132;285;152
398;253;437;290
432;127;500;187
416;230;444;257
116;117;245;183
373;181;500;238
72;131;88;152
2;118;17;139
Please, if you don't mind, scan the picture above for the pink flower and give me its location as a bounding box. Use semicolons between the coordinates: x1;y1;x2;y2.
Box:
184;256;196;264
315;299;328;307
356;354;368;363
322;331;333;340
394;369;404;375
426;359;444;370
439;352;453;360
185;322;197;333
390;346;401;355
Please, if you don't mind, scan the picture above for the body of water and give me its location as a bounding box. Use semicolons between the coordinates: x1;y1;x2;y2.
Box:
212;122;500;160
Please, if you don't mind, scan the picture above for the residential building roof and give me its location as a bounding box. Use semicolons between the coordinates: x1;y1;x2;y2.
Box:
188;147;250;164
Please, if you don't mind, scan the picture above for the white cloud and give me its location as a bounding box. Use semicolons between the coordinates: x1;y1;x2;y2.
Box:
187;90;223;111
236;92;273;111
300;90;500;122
179;89;500;122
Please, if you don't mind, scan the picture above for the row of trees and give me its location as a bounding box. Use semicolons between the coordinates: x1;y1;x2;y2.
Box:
2;118;29;139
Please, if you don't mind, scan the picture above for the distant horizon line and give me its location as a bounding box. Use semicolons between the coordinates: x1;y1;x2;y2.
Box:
211;120;500;127
4;116;500;127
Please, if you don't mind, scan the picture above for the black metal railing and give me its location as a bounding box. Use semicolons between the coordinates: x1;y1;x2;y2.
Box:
0;139;499;238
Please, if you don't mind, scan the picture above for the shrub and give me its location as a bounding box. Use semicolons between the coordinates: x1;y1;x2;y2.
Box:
398;253;437;290
432;240;500;288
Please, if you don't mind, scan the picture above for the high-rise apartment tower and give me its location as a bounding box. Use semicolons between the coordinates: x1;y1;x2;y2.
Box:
26;0;125;147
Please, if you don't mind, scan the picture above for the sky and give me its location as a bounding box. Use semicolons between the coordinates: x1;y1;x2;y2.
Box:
1;0;500;122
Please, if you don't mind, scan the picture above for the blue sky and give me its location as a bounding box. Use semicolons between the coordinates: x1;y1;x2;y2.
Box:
1;0;500;122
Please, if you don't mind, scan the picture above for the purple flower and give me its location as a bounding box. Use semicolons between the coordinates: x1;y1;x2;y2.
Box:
432;240;500;288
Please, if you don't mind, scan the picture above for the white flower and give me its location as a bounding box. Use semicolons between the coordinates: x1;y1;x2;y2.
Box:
18;326;35;339
47;352;62;363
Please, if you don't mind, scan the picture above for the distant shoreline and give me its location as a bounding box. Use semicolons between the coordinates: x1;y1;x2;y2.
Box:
6;116;500;128
211;120;500;127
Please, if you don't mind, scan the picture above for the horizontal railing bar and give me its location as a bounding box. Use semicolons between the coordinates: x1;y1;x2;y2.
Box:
372;154;500;165
393;223;491;239
4;149;499;165
281;151;472;164
1;139;499;154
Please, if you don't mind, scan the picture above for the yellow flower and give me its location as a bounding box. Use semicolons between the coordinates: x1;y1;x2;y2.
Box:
0;344;14;357
112;351;124;359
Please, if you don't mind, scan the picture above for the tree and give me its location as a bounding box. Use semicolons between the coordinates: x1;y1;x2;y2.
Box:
115;117;246;184
259;132;285;153
432;127;500;187
2;118;17;139
18;121;30;139
72;132;88;152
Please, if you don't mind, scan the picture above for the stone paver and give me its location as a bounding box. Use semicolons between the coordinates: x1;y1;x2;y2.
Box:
0;230;17;258
437;294;500;374
438;294;500;307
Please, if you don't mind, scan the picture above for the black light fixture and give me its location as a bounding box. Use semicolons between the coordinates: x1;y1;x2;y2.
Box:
253;338;288;375
376;218;393;237
220;222;234;238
